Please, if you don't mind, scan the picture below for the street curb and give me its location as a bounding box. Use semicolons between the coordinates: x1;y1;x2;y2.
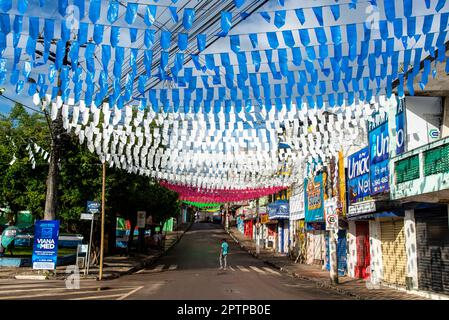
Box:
1;223;193;281
227;229;366;300
126;222;194;276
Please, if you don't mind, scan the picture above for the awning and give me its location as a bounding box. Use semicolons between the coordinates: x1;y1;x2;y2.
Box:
347;210;405;221
268;200;289;220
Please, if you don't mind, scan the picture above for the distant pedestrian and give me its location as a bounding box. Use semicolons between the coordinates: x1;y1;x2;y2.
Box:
219;238;229;270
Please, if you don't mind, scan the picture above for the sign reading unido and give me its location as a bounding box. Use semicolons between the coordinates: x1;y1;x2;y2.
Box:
32;220;60;270
324;199;338;231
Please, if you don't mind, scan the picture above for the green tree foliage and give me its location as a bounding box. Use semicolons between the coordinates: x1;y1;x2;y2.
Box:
0;104;179;244
0;104;49;219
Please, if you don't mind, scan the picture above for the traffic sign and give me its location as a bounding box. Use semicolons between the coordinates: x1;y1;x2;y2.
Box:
80;213;97;220
137;211;146;228
87;201;100;214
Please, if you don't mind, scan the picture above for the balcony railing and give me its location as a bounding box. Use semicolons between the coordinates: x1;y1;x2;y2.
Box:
390;136;449;200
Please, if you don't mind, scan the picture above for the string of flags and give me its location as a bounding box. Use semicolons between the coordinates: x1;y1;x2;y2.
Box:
1;0;448;202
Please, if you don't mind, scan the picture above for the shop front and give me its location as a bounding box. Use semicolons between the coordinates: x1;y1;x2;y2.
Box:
244;218;254;239
289;184;305;258
267;200;289;254
347;200;376;279
415;204;449;295
348;203;406;287
304;174;326;266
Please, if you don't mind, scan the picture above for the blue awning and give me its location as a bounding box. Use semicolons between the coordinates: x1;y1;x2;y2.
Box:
348;210;405;221
268;200;289;220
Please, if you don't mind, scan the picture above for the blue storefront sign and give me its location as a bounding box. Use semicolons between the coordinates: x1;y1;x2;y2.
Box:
304;174;324;222
368;99;406;195
267;200;289;220
32;220;60;270
347;147;371;204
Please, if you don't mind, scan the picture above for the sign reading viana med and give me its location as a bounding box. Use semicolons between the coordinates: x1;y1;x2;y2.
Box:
32;220;60;270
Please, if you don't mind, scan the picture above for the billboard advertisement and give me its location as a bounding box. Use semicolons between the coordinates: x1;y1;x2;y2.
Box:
305;174;324;222
368;99;405;195
32;220;60;270
347;147;371;204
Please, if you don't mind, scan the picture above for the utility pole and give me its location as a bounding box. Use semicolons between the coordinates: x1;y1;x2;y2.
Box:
43;41;70;221
255;198;260;255
225;203;229;231
327;159;339;285
98;162;106;280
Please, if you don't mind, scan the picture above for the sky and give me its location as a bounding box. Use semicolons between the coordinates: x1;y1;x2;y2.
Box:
0;0;443;115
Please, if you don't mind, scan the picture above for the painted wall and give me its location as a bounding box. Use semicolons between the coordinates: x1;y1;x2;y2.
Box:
404;210;418;290
369;220;383;285
347;221;357;278
405;96;442;151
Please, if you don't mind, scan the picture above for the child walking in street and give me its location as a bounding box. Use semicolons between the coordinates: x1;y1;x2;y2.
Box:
219;238;229;270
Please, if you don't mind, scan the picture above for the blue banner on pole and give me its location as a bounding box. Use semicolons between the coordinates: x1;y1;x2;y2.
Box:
32;220;60;270
347;147;371;204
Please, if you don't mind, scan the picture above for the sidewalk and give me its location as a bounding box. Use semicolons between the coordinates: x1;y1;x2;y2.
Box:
228;227;427;300
0;222;192;280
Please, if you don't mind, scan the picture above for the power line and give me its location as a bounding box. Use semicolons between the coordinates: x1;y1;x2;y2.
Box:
0;93;45;115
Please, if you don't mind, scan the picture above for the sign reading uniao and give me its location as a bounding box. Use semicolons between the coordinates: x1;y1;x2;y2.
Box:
368;99;405;195
347;147;371;204
32;220;60;270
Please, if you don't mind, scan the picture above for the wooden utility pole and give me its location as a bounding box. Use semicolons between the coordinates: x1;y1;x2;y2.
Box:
99;162;106;280
43;41;70;221
328;159;339;285
255;198;260;255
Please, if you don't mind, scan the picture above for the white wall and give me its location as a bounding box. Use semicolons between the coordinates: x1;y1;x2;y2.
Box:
405;96;442;151
369;220;383;285
404;210;418;290
347;221;357;278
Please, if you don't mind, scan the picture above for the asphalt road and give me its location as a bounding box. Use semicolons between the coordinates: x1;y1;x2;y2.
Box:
0;223;352;300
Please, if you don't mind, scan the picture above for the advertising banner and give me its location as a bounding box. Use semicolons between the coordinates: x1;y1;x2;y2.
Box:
305;174;324;222
32;220;60;270
347;147;371;204
396;99;405;155
368;98;406;195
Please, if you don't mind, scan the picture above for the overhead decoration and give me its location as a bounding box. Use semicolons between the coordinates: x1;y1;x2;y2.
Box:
1;0;448;203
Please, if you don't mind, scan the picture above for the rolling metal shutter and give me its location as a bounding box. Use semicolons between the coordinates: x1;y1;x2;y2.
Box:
355;222;371;279
415;207;449;294
381;220;406;286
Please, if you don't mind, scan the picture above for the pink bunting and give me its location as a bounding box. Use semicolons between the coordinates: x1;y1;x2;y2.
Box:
160;181;287;203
